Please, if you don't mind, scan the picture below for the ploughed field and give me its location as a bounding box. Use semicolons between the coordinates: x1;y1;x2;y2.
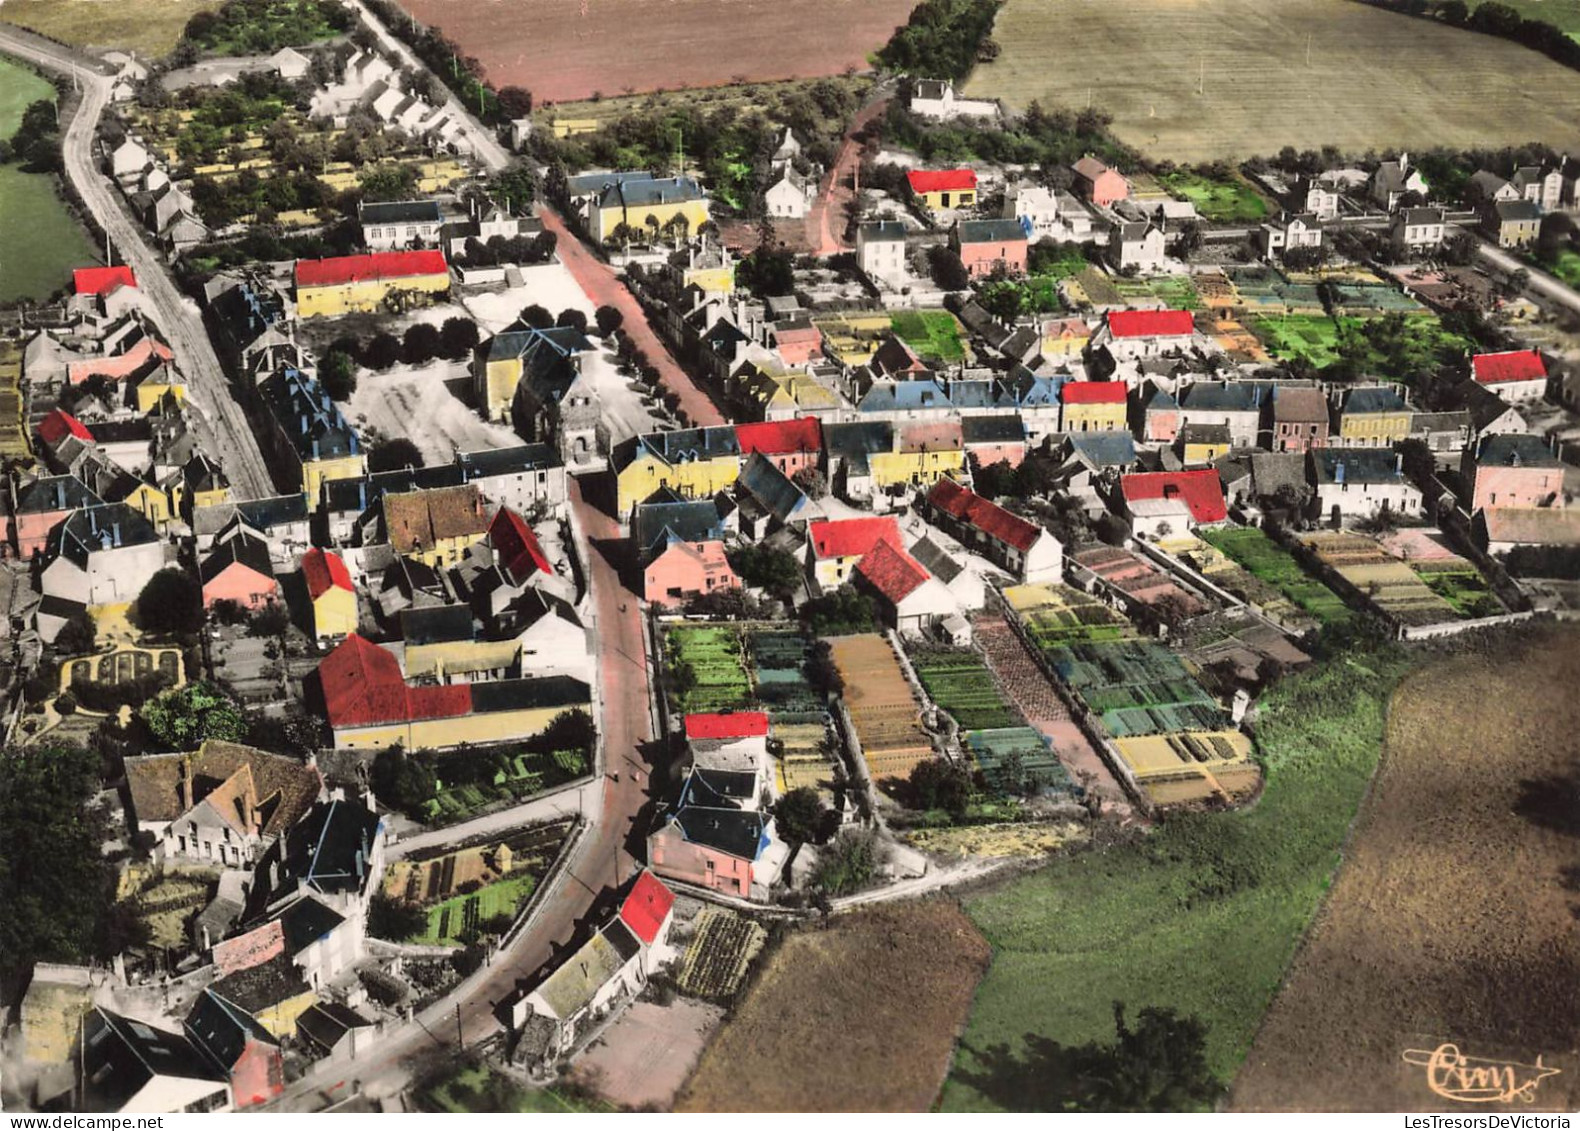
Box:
1230;626;1580;1112
962;0;1580;161
394;0;918;104
677;900;991;1112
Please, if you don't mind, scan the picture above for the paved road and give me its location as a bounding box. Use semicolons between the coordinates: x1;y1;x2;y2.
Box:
344;0;512;174
0;29;276;499
1470;231;1580;317
539;207;725;430
807;97;889;257
264;475;652;1109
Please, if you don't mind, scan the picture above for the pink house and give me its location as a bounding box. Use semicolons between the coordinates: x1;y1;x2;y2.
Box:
201;532;279;610
1463;433;1565;512
962;415;1027;469
771;323;823;366
66;336;173;385
9;475;101;558
1072;156;1129;206
954;218;1028;278
734;418;822;479
644;538;739;607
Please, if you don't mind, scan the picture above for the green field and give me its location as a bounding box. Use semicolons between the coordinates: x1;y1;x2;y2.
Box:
1158;170;1269;223
413;874;537;947
960;0;1580;163
891;310;966;362
0;57;96;305
1416;566;1502;619
911;646;1018;731
1;0;223;58
667;625;753;714
1202;527;1352;625
942;641;1417;1111
1248;313;1343;369
1537;246;1580;288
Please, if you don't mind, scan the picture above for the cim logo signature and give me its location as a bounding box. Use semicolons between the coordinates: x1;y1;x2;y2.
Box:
1402;1043;1561;1105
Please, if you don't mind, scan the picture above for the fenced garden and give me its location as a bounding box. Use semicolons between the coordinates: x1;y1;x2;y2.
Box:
1201;526;1352;626
909;645;1019;731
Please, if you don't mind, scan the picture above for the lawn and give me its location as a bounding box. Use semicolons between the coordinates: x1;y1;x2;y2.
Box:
1248;313;1344;369
1158;169;1269;223
1538;246;1580;288
0;0;223;57
1415;566;1503;618
961;0;1580;162
0;57;97;305
667;625;752;714
910;645;1019;731
422;746;588;825
942;640;1420;1111
891;310;966;363
1202;527;1352;626
678;901;991;1112
413;873;537;947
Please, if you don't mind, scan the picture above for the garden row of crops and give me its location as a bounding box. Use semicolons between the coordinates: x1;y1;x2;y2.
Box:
1300;531;1460;626
676;907;768;999
422;749;589;824
749;630;823;712
964;727;1072;796
1046;639;1230;738
416;873;538;947
1002;583;1133;649
668;625;754;713
909;645;1020;731
1201;526;1353;626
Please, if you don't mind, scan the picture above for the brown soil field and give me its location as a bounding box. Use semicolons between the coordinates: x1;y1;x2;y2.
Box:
676;900;992;1112
393;0;917;105
963;0;1580;162
1230;626;1580;1112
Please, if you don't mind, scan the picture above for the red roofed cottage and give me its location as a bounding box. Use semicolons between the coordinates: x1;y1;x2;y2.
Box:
72;265;136;295
925;478;1064;583
807;516;902;588
852;536;953;636
1471;349;1548;402
294;250;449;318
619;870;676;949
1120;469;1228;536
735;418;822;479
907;168;978;211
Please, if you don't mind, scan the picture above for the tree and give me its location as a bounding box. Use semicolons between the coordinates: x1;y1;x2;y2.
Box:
927;245;971;290
728;545;801;599
955;1003;1223;1112
519;304;554;330
496;85;533;119
363;332;402;370
972;458;1018;500
55;611;97;656
438;317;480;361
134;568;204;636
369;437;424;472
805;639;843;697
371;744;437;819
800;585;876;636
810;827;881;895
1438;0;1469;24
737;241;796;298
320;349;358;401
140;682;247;750
0;742;117;992
402;322;442;365
908;758;974;816
773;787;827;846
594;304;624;337
791;466;828;499
367;892;427;940
979;280;1027;321
556;308;589;334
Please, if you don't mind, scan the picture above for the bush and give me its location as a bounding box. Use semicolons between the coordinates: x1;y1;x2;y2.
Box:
440;316;480;360
519;304;553;330
371;744;437;819
367;892;426;940
320;349;358;400
811;827;882;895
800;585;876;636
556;308;589;333
594;304;624;337
363;332;402;370
55;691;78;716
368;438;425;473
402;322;442;365
139;682;247;750
55;612;97;657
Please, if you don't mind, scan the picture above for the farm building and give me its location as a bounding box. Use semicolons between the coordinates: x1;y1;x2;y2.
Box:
1119;470;1228;536
1072;155;1129;206
923;478;1064;584
293;250;450;318
1470;349;1548;402
852;536;954;637
807;516;903;590
1476;506;1580;553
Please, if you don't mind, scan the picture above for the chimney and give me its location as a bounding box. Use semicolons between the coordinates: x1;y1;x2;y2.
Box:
1396;452;1404;474
177;758;191;810
112;522;121;547
1335;460;1346;484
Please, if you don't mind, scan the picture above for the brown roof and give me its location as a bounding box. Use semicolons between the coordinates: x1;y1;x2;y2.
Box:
124;741;322;838
1272;385;1330;424
382;485;490;555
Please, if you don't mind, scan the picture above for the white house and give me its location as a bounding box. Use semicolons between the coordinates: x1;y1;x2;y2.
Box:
909;79;997;121
923;478;1064;584
1256;212;1323;259
857;220;908;289
765;166;813;219
1312;449;1422;520
1292;174;1343;221
1003;183;1059;240
1390;206;1446;255
269;47;310;80
1109;220;1166;273
1370;153;1428;211
359;199;444;250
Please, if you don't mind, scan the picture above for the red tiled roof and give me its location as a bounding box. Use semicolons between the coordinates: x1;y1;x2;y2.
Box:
489;506;551;582
907;168;977;194
1120;470;1227;523
72;265;136;295
619;871;676;945
854;536;930;605
927;478;1042;552
735;418;822;456
1472;349;1546;385
301;547;353;599
809;516;901;560
1106;309;1195;339
38;408;93;447
294;249;448;289
1061;380;1128;406
316;633;470;729
684;711;770;740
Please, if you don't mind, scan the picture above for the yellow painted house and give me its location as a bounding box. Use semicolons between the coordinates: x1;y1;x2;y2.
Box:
475;325;588;425
1041;317;1091;359
381;485;492;568
133;366;186;413
1060;381;1130;433
121;480;174;532
302;547;358;639
1337;387;1413;448
294;249;450;319
1179;424;1232;466
592;176;711;243
612;426;743;517
870;449;965;490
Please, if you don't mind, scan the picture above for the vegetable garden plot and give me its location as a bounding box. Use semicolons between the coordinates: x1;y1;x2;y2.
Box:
676;907;767;1000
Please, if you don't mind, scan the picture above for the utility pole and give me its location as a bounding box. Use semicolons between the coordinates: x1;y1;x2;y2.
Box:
455;1002;463;1048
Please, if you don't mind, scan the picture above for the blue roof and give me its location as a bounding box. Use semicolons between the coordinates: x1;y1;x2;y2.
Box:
260;364;360;462
1068;431;1137;467
633;495;725;561
1313;448;1405;485
1179;381;1270;413
1343;386;1410;414
857;379;951;414
737;451;810;523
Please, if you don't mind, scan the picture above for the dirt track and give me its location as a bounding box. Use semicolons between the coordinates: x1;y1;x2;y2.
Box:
1230;626;1580;1112
396;0;916;104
